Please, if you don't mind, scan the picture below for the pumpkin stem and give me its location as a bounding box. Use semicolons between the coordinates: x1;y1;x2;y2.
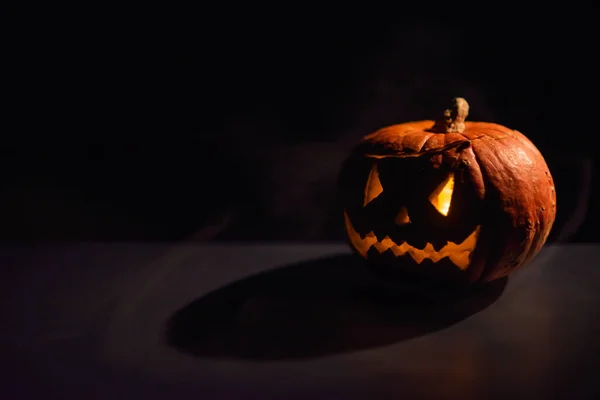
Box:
432;97;469;134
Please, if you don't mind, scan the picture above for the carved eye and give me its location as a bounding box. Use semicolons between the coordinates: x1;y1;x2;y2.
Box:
364;164;383;206
428;173;454;216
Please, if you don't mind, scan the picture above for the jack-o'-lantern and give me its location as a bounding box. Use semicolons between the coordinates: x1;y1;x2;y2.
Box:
338;98;556;284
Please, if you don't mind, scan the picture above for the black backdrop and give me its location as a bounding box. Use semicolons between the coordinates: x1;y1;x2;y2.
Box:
5;7;599;242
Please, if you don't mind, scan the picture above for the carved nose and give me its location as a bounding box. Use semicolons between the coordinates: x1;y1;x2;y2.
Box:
395;206;411;225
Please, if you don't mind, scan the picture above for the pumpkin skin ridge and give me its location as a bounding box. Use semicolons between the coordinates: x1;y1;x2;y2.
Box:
470;135;556;282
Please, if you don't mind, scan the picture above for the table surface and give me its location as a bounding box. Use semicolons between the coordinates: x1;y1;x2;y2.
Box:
1;242;599;399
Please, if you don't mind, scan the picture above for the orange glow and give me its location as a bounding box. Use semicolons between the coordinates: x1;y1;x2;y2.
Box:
429;173;454;216
344;211;480;270
364;164;383;206
395;206;411;225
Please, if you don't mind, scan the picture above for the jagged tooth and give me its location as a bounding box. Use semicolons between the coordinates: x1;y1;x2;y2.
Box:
407;248;426;264
430;238;447;252
373;242;386;254
465;237;477;253
380;236;395;247
367;235;378;248
400;242;412;257
449;251;471;271
374;237;394;254
422;243;435;252
423;243;440;263
408;237;428;250
390;245;404;257
374;230;388;241
459;226;481;253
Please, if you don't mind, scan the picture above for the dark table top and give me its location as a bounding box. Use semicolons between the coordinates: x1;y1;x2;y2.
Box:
1;242;599;399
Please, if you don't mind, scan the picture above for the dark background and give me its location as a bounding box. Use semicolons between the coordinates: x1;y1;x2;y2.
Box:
5;7;598;243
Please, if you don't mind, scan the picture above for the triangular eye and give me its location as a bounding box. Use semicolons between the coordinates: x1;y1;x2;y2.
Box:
428;173;454;216
395;205;411;225
364;164;383;206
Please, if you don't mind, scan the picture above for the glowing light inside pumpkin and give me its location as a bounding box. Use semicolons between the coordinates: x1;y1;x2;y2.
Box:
395;205;411;225
344;211;480;270
364;164;383;206
429;173;454;216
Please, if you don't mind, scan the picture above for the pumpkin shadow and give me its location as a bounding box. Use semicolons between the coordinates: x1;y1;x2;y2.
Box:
164;254;507;361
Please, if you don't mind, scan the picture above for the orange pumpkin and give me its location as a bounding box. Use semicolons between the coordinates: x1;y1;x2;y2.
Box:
338;98;556;284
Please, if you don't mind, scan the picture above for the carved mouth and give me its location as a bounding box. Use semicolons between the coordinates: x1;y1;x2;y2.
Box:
344;211;481;270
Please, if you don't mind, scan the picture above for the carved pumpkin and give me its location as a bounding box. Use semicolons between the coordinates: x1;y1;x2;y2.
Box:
338;98;556;284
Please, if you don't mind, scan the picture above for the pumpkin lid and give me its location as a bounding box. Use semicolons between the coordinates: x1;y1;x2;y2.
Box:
356;98;515;157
